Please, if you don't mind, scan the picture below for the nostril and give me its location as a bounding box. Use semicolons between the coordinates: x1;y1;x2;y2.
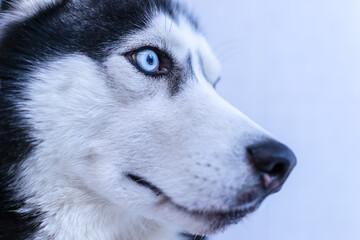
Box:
251;157;288;176
247;140;296;193
271;162;286;177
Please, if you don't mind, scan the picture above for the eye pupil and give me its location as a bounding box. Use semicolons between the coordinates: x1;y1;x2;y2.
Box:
147;55;154;65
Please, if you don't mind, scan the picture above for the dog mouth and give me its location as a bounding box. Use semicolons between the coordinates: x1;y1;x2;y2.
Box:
127;173;262;232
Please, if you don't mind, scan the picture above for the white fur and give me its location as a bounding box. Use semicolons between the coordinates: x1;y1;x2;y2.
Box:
15;12;271;239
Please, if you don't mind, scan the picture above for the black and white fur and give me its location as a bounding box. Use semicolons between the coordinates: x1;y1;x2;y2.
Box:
0;0;295;239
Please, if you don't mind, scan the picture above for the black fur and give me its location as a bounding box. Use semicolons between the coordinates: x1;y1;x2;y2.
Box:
0;0;199;239
0;0;12;11
181;232;207;240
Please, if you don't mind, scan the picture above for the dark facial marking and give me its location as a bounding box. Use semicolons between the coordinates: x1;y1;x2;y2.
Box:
180;232;207;240
168;53;195;96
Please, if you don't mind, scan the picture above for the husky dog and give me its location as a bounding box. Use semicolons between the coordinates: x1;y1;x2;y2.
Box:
0;0;296;239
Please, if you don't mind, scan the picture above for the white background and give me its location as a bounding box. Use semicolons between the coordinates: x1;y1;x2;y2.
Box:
181;0;360;240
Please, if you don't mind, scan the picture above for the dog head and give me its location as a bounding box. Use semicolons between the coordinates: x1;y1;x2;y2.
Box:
1;0;296;236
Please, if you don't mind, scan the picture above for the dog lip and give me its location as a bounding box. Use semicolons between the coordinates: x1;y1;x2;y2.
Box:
126;173;262;227
177;201;261;221
175;200;262;234
127;173;163;196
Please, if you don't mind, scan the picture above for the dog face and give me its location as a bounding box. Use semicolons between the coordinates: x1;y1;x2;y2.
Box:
1;0;296;237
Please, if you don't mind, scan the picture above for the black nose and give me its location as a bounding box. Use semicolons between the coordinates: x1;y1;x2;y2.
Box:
247;140;296;193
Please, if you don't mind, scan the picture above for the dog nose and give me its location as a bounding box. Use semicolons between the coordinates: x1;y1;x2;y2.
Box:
247;140;296;193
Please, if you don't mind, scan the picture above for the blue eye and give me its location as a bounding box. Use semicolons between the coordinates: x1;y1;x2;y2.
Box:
127;47;171;76
135;49;160;73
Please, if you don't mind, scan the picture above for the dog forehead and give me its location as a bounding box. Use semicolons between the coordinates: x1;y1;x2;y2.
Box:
164;15;221;83
152;14;221;83
152;15;201;58
121;13;221;83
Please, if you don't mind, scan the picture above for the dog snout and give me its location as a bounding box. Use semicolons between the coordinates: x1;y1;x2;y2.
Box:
247;140;296;194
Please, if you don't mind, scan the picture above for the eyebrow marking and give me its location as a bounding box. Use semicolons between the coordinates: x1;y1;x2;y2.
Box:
186;53;195;80
169;52;194;96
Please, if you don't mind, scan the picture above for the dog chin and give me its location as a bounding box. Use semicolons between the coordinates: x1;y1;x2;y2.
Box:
126;173;263;234
164;198;262;235
148;191;263;235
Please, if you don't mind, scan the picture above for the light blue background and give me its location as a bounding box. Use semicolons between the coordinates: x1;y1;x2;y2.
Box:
181;0;360;239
